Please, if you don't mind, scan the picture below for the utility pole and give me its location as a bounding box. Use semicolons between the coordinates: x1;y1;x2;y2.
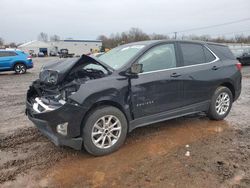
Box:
174;32;177;39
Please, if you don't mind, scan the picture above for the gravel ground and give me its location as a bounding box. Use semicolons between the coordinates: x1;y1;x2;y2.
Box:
0;58;250;188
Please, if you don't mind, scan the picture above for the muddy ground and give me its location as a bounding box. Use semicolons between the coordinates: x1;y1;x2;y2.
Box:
0;58;250;188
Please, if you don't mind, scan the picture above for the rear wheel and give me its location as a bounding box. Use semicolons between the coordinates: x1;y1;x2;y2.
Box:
207;86;233;120
82;106;128;156
14;63;26;74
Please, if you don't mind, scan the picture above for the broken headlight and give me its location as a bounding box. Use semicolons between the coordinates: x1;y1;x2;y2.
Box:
39;70;59;85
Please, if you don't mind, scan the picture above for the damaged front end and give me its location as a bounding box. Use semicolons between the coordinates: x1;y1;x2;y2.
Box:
26;55;112;150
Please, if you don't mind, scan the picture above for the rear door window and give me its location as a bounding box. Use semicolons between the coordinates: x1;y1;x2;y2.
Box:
180;43;206;66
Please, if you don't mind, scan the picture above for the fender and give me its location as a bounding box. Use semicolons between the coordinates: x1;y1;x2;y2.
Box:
69;75;133;121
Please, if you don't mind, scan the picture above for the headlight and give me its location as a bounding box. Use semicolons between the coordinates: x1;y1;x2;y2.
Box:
39;70;59;84
48;72;58;84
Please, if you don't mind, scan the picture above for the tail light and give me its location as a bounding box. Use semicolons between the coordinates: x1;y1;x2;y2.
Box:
27;55;32;60
236;61;242;71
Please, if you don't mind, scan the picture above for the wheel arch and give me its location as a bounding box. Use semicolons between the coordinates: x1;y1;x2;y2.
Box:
12;61;27;70
80;100;131;135
219;82;235;100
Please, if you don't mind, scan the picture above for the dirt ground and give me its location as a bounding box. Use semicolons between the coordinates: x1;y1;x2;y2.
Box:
0;58;250;188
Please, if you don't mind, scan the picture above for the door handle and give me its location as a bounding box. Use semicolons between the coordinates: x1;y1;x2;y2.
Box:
170;72;181;78
212;66;219;70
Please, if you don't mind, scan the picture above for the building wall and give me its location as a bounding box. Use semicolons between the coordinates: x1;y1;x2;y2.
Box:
51;40;102;56
18;41;51;55
19;40;102;56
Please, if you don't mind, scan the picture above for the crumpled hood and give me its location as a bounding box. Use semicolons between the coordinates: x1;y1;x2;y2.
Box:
41;57;80;74
40;55;113;85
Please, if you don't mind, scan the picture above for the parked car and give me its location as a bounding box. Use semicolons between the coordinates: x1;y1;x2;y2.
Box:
237;49;250;65
49;51;57;57
26;40;242;156
59;49;74;58
29;50;37;57
38;52;45;57
0;49;33;74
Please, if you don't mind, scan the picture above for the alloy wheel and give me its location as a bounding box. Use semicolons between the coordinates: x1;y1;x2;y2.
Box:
91;115;122;149
215;92;230;116
15;64;26;74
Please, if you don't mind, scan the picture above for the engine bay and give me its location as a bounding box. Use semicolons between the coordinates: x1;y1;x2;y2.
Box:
28;56;111;113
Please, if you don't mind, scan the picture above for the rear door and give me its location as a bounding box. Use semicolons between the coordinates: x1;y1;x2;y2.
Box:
177;42;220;106
130;43;184;118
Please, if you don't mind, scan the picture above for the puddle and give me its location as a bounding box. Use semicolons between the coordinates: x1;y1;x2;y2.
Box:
43;117;229;187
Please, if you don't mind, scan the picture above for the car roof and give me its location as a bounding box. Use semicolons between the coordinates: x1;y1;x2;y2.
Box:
0;49;22;52
121;40;227;47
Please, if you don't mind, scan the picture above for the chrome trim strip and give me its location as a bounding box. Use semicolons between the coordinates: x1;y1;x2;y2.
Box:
138;45;220;75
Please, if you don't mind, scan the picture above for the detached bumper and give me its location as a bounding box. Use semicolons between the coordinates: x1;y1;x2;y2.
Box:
26;99;87;150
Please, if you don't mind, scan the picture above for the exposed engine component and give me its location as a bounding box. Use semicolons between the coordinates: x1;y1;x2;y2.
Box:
29;56;111;113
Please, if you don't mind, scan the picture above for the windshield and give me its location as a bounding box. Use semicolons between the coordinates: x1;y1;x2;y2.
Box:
98;44;145;70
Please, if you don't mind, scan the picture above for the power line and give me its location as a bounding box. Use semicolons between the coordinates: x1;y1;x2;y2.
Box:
168;17;250;37
210;29;250;37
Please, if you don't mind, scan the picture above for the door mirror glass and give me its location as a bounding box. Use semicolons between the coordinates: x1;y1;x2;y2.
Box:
131;63;143;74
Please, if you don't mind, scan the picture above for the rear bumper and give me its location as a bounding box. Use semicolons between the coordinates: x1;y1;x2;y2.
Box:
26;61;33;69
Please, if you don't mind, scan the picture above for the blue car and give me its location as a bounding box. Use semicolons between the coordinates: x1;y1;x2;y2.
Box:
0;49;33;74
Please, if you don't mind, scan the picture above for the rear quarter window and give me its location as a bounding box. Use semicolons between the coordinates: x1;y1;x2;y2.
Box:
207;44;235;60
203;47;216;62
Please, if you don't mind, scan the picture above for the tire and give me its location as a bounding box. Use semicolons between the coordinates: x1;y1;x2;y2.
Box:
14;63;26;74
207;86;233;120
82;106;128;156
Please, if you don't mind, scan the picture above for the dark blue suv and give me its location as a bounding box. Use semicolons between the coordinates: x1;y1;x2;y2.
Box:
0;50;33;74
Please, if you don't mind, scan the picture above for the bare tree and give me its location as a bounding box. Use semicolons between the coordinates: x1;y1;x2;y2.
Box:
0;37;4;46
97;28;250;49
50;34;60;41
38;32;48;42
150;33;169;40
8;42;17;48
128;28;150;42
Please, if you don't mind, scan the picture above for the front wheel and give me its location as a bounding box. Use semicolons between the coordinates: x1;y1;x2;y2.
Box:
14;63;26;74
207;86;233;120
82;106;128;156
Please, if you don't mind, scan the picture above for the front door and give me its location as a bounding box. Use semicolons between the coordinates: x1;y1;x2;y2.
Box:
130;43;183;118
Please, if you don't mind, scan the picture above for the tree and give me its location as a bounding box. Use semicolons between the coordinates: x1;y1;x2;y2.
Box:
8;42;17;48
38;32;48;42
150;33;169;40
50;34;60;41
128;28;150;42
0;37;4;46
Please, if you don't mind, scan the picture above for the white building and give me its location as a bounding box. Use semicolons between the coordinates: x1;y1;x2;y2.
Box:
18;39;102;56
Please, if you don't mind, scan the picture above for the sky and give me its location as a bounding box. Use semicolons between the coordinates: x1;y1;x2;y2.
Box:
0;0;250;43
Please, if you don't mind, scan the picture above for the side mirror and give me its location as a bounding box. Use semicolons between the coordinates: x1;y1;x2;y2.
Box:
130;63;143;74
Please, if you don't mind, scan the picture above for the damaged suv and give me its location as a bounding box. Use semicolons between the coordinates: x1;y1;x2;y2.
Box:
26;40;242;156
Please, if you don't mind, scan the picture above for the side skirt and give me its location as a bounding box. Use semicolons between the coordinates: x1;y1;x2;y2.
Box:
129;100;210;132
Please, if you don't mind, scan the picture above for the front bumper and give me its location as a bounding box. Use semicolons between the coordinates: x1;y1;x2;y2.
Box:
27;114;83;150
26;92;87;150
